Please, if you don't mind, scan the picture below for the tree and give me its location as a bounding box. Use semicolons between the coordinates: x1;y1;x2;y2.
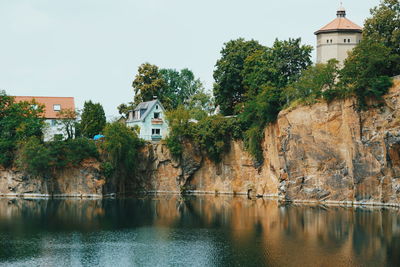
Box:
341;39;399;107
80;101;106;139
132;63;166;105
117;102;135;118
270;38;313;88
213;38;264;115
243;38;312;94
101;122;144;183
159;68;205;109
363;0;400;57
0;91;45;167
285;59;341;104
56;108;79;140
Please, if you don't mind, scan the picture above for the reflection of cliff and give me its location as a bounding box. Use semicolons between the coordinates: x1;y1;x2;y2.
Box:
139;79;400;206
0;197;399;266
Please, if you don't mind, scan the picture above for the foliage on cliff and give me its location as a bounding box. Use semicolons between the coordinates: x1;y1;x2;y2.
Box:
16;137;99;176
165;108;240;162
100;122;145;178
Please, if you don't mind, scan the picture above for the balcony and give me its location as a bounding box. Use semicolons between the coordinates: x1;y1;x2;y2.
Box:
151;134;162;141
151;118;163;125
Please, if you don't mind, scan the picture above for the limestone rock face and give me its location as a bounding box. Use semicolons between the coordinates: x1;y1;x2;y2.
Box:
143;79;400;205
0;159;105;197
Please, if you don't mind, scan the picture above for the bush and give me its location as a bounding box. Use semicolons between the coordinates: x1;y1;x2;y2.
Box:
17;137;51;176
193;115;234;162
101;122;144;176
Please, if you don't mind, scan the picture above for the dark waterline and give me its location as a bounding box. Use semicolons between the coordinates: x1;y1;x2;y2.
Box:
0;195;399;267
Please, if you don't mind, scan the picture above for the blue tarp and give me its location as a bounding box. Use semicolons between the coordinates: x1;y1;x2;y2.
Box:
93;134;105;140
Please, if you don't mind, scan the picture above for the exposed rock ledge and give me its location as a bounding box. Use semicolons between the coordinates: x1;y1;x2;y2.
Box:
135;78;400;207
0;159;105;198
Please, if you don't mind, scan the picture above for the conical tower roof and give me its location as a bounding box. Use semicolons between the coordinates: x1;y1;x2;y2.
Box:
314;7;362;35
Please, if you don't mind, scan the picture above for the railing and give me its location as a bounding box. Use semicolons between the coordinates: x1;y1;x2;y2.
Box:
139;134;163;141
151;118;163;125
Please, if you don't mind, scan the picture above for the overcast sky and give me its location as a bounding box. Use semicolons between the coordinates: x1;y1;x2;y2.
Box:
1;0;380;118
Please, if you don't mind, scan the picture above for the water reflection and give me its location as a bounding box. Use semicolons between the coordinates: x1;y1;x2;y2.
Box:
0;196;399;266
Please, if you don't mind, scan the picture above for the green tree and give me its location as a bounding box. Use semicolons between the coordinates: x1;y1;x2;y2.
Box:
242;38;313;96
0;92;45;167
341;39;399;107
159;68;206;110
16;137;51;176
117;102;135;118
165;106;193;158
101;122;144;183
132;63;167;105
213;38;264;115
363;0;400;58
80;101;106;139
285;59;341;104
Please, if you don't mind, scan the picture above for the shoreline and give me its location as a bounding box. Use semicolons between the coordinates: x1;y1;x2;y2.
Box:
2;190;399;208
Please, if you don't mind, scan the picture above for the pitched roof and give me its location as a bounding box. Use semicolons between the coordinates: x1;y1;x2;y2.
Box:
315;8;362;35
14;96;75;119
129;99;164;122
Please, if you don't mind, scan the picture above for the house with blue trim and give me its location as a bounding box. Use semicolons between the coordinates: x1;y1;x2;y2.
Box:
126;99;169;141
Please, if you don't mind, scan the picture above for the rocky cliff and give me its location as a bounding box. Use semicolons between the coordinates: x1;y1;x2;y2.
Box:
139;78;400;206
0;159;105;198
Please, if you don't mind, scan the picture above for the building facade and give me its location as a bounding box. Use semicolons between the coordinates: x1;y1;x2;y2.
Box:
14;96;75;141
126;99;169;141
315;6;362;65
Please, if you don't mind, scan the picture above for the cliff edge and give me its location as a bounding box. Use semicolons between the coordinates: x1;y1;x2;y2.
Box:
141;78;400;206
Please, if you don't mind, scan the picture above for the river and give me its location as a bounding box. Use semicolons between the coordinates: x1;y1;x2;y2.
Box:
0;195;399;266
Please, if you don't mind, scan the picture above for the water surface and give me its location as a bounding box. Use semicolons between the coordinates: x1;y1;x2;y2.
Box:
0;195;399;266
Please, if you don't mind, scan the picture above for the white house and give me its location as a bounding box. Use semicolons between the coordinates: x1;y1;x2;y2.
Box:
14;96;76;141
126;99;169;141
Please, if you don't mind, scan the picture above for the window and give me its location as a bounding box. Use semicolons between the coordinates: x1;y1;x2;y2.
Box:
344;39;346;43
31;104;38;110
152;129;161;135
53;104;61;111
330;39;332;43
156;105;159;110
50;119;57;126
326;40;329;43
348;39;350;43
154;112;160;119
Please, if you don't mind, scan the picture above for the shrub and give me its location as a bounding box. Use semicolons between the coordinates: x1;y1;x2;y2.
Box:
101;122;144;176
16;137;51;176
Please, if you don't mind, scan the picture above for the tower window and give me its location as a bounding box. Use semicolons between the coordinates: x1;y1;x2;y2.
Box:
327;40;329;43
348;39;350;43
344;39;346;43
330;39;332;43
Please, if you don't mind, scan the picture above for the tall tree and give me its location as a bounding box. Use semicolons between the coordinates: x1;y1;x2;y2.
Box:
80;101;106;138
132;63;166;105
213;38;264;115
363;0;400;56
159;68;205;109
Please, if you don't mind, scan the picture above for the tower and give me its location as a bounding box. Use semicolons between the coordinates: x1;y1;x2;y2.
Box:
315;6;362;65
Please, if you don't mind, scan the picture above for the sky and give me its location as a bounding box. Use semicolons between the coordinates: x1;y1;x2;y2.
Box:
0;0;381;119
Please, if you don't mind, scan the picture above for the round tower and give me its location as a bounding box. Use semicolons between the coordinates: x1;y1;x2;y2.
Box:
314;6;362;65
